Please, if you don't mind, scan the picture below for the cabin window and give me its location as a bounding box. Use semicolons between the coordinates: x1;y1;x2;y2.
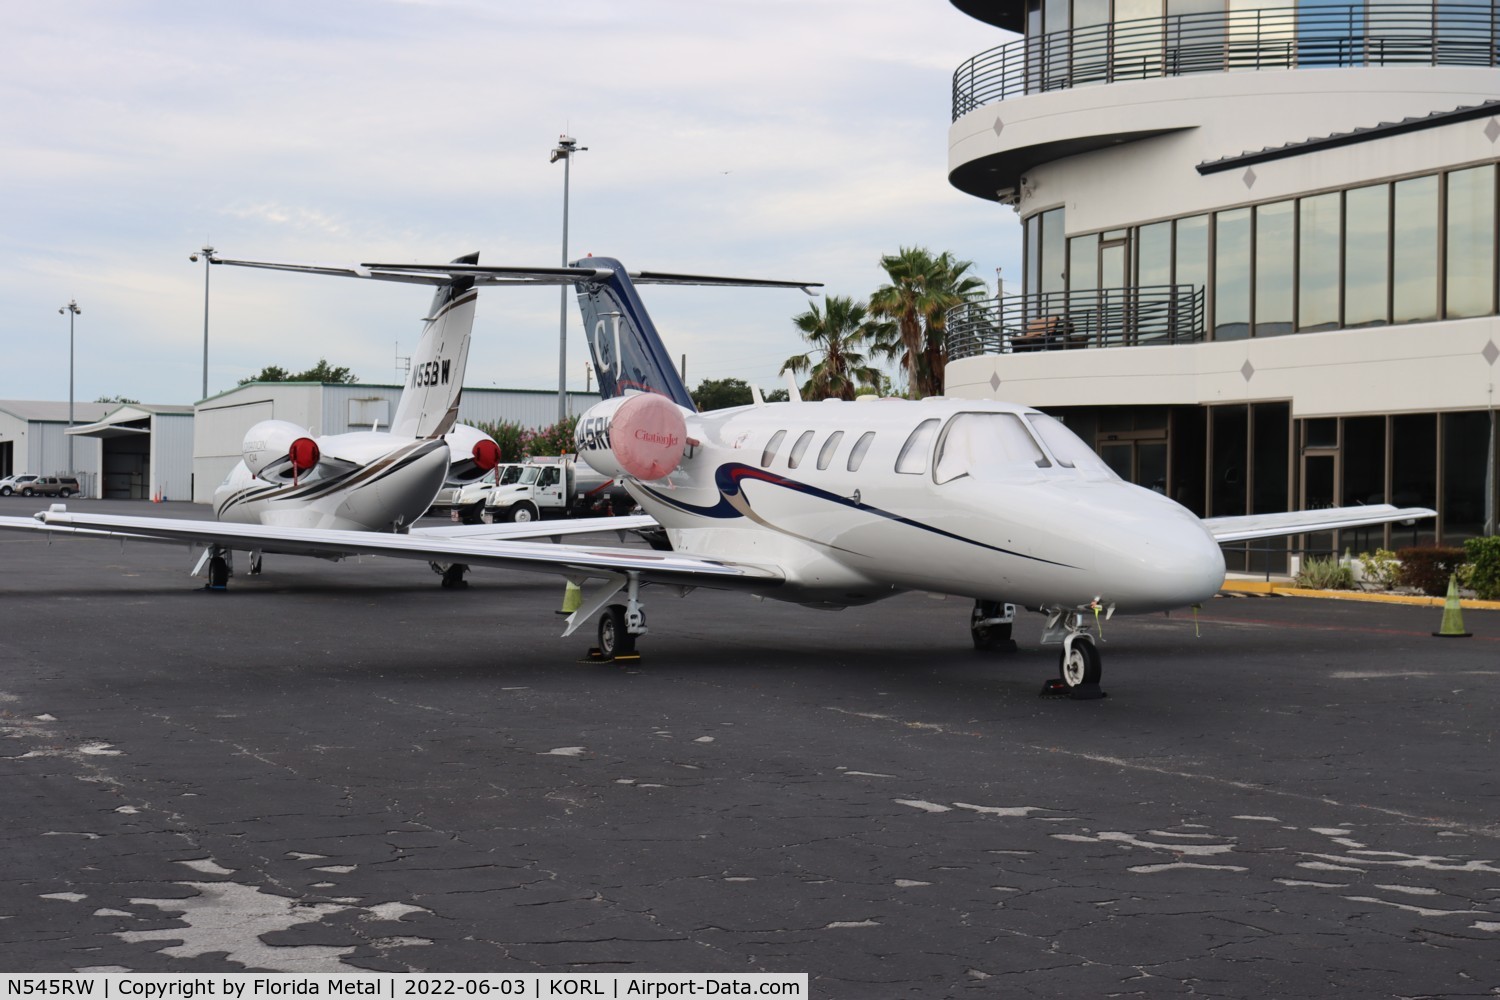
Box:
816;431;845;470
787;430;816;469
894;419;941;475
847;431;876;472
760;430;787;467
1026;413;1117;477
934;413;1049;484
539;467;560;487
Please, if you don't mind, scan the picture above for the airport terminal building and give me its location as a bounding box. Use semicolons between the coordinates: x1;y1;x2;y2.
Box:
943;0;1499;569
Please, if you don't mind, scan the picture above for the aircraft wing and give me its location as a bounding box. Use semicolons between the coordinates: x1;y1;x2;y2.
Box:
410;514;657;540
33;510;782;591
1203;505;1436;543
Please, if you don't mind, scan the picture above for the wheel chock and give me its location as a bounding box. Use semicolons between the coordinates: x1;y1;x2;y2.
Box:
1039;679;1107;700
611;652;643;664
580;646;611;663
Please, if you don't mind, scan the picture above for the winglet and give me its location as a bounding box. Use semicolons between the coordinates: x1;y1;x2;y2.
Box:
750;384;765;406
784;371;803;402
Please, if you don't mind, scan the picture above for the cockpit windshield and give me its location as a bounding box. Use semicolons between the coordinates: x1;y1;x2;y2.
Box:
515;466;541;485
1026;413;1118;479
933;412;1051;484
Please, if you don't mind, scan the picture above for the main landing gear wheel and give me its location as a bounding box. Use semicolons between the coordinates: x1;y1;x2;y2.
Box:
431;562;470;589
970;600;1016;652
205;555;230;591
596;604;638;662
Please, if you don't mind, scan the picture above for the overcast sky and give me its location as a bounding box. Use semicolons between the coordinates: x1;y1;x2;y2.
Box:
0;1;1020;412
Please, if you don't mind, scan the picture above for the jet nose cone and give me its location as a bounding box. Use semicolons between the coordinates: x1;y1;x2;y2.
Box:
1092;487;1226;612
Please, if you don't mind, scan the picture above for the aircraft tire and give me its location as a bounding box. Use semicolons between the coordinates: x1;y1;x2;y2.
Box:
970;600;1014;650
597;604;636;659
1058;636;1102;689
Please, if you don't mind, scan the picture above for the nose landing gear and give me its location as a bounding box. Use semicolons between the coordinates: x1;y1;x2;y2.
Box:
1039;608;1107;700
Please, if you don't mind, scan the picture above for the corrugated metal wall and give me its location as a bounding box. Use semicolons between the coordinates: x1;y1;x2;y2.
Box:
149;414;194;502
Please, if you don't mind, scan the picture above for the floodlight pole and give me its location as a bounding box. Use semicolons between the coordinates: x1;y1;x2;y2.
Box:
190;245;214;401
59;299;80;474
551;135;586;423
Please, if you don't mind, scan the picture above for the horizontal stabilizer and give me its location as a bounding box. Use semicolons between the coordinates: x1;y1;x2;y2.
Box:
1203;505;1436;543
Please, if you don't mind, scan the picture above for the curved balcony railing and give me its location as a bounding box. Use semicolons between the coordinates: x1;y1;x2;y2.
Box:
952;3;1500;119
946;285;1206;359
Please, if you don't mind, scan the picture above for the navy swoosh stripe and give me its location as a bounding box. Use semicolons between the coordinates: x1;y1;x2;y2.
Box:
640;462;1078;569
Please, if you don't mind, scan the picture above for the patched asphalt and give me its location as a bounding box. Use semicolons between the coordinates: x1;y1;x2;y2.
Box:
2;497;1499;996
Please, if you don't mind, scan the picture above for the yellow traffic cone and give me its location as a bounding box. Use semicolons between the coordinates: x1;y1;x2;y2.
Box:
557;580;583;617
1432;572;1471;638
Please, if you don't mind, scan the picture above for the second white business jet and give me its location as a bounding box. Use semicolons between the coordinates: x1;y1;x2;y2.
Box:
29;257;1433;694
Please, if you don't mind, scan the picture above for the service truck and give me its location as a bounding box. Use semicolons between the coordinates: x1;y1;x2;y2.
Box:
482;456;633;522
428;463;525;523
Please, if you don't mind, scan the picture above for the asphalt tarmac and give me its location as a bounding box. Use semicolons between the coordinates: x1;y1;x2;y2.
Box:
2;497;1498;997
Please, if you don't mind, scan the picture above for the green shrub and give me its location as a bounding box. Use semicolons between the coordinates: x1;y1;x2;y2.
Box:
1463;536;1500;600
1395;546;1467;597
1295;555;1355;590
1358;548;1401;590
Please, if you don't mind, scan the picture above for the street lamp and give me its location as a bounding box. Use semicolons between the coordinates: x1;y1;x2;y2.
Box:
550;134;586;423
188;245;215;401
58;299;80;474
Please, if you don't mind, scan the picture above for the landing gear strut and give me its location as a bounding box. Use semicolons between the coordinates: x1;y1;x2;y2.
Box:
970;600;1017;652
1039;608;1106;700
582;573;647;664
430;562;470;589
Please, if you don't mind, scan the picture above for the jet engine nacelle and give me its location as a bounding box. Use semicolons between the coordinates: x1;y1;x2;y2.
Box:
575;392;691;482
443;423;504;485
242;420;317;477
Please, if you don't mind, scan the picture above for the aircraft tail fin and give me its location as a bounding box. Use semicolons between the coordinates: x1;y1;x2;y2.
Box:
572;257;697;409
390;253;480;439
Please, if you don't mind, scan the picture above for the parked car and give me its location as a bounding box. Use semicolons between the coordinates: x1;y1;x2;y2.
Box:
19;476;81;498
0;474;39;496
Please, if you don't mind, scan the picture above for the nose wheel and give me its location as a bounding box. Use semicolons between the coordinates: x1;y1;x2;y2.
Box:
1039;610;1107;700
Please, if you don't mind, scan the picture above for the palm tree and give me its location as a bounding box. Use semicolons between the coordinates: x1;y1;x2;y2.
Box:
869;247;986;398
780;296;890;401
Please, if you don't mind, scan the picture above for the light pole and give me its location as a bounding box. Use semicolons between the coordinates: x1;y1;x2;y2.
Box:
189;245;214;401
58;299;80;474
550;135;586;423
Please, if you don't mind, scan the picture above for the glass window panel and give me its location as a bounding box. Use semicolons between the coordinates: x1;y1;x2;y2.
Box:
1340;415;1388;554
1040;209;1067;296
1211;405;1248;516
1169;0;1226;75
1445;165;1496;319
786;430;815;469
1251;402;1289;514
1304;417;1337;448
1298;192;1341;331
895;419;941;474
1255;201;1294;337
847;431;876;472
934;413;1050;484
1442;411;1489;542
1228;0;1294;71
1073;0;1111;84
1343;183;1389;328
1137;221;1172;286
760;430;787;467
816;430;844;471
1392;175;1439;324
1437;0;1491;66
1024;214;1041;298
1391;413;1437;548
1298;0;1362;68
1214;207;1251;340
1044;0;1071;88
1069;233;1100;292
1176;215;1210;295
1114;0;1164;80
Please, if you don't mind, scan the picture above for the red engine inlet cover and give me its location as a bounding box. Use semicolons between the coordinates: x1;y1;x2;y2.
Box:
288;437;320;472
610;393;687;481
472;438;501;472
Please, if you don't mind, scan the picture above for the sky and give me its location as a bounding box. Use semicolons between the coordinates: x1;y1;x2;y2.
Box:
0;1;1021;413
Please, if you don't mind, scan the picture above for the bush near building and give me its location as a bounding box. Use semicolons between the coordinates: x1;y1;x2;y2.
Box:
1395;547;1468;596
1463;537;1500;601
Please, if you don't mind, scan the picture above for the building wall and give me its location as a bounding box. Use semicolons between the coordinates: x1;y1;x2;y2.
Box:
149;414;195;502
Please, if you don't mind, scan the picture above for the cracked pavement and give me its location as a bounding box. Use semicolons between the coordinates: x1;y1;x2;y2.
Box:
2;498;1499;996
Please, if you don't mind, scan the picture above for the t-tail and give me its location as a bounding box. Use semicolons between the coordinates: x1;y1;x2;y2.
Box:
390;253;479;439
572;256;697;410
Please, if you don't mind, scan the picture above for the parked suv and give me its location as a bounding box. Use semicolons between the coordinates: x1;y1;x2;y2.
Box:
0;474;39;496
19;476;81;498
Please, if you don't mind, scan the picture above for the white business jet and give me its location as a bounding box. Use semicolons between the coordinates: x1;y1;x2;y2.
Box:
2;253;653;589
29;257;1434;694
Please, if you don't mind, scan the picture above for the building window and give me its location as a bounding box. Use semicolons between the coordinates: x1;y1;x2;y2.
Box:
1392;174;1440;324
1297;191;1341;331
1343;182;1390;328
1254;201;1295;337
1442;410;1490;541
1445;163;1497;319
1214;208;1251;340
